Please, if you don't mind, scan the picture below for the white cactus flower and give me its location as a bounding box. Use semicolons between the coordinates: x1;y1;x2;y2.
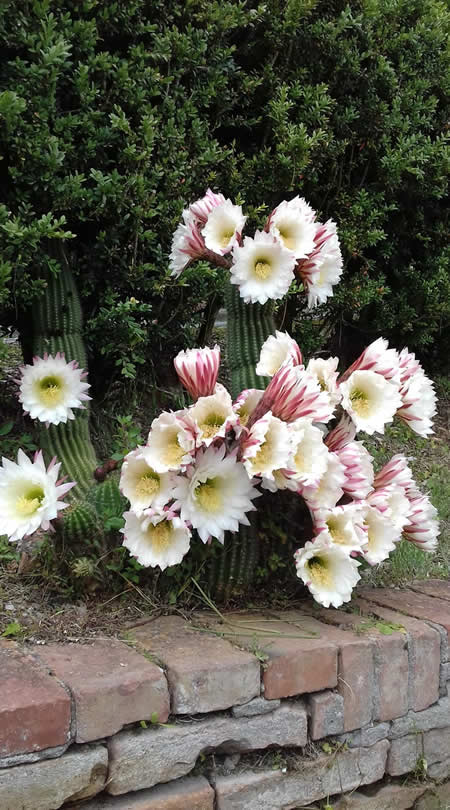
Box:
267;196;317;258
285;418;329;487
314;504;367;552
121;511;191;570
256;331;303;377
19;353;91;426
143;411;196;473
241;411;292;481
230;230;296;305
189;385;238;446
119;448;175;516
301;451;346;512
294;535;361;608
362;505;401;565
306;357;341;409
202;199;246;255
172;444;260;543
0;450;75;542
340;370;402;435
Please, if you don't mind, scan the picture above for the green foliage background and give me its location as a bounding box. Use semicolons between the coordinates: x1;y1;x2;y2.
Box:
0;0;449;388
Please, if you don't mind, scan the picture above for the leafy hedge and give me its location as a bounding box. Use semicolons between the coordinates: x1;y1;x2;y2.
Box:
0;0;448;388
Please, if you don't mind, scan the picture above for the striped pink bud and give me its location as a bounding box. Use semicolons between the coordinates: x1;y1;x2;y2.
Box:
174;345;220;400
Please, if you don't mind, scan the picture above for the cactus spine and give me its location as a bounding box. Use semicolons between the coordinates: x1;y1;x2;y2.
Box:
209;284;275;597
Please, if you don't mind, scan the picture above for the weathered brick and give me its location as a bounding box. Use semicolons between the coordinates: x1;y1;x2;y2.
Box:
130;616;260;714
409;580;450;603
231;697;280;718
339;722;390;748
359;588;450;644
309;690;345;739
311;606;408;722
424;726;450;767
32;639;169;743
202;612;339;700
107;701;307;795
0;744;107;810
428;757;450;781
390;695;450;739
356;597;440;711
332;783;427;809
415;781;450;809
0;646;71;761
275;609;375;730
71;776;215;810
214;740;389;810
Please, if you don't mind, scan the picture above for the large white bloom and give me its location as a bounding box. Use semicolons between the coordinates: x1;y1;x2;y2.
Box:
297;220;343;308
202;200;246;255
241;412;292;480
403;492;439;552
285;418;329;486
174;345;220;400
142;411;196;473
397;371;437;438
306;357;341;409
172;444;260;543
259;363;335;424
267;196;317;259
119;448;175;516
230;230;296;305
314;504;367;553
233;389;264;433
362;505;400;565
367;485;411;533
373;453;414;492
294;535;361;608
169;219;206;277
19;353;91;426
256;331;303;377
189;385;237;446
301;451;346;512
185;189;226;225
121;511;191;570
0;449;75;542
340;370;402;435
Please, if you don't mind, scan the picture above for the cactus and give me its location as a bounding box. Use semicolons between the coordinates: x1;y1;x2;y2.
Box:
30;245;124;543
208;284;275;598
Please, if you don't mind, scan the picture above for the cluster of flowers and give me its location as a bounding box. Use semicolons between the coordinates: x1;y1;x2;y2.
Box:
117;334;438;607
170;189;343;307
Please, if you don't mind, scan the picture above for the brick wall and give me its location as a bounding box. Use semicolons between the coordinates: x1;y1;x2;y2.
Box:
1;580;450;810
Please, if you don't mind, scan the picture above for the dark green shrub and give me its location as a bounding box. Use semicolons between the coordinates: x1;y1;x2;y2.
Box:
0;0;448;388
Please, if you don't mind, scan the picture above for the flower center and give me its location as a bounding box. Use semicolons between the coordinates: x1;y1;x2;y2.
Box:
164;435;185;467
220;228;235;248
277;227;295;252
326;518;347;545
251;435;273;472
254;260;272;280
308;555;332;588
148;522;172;552
136;472;160;497
16;485;44;517
195;478;222;512
200;412;225;440
38;375;64;406
237;407;249;426
350;389;370;417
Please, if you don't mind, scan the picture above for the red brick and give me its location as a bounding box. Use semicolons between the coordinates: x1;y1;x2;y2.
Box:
131;616;260;713
355;597;440;711
32;639;169;743
201;611;338;700
311;605;409;722
409;579;450;603
359;587;450;642
268;608;375;731
71;776;214;810
0;646;71;759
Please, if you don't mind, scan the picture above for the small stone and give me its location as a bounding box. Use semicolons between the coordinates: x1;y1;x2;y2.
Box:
309;690;345;739
231;697;280;718
428;758;450;781
0;744;107;810
387;734;423;776
223;753;241;771
107;701;307;794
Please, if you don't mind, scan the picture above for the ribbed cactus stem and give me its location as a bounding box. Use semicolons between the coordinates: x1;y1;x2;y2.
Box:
31;244;98;498
210;283;276;597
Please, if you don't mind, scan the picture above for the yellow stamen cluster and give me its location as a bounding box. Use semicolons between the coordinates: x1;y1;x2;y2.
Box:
220;229;235;248
200;412;225;440
16;486;44;517
350;389;370;417
148;522;172;552
196;479;222;513
251;436;273;472
38;375;64;406
164;434;185;467
308;556;332;588
277;228;295;252
136;473;160;498
254;260;272;280
326;518;348;545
